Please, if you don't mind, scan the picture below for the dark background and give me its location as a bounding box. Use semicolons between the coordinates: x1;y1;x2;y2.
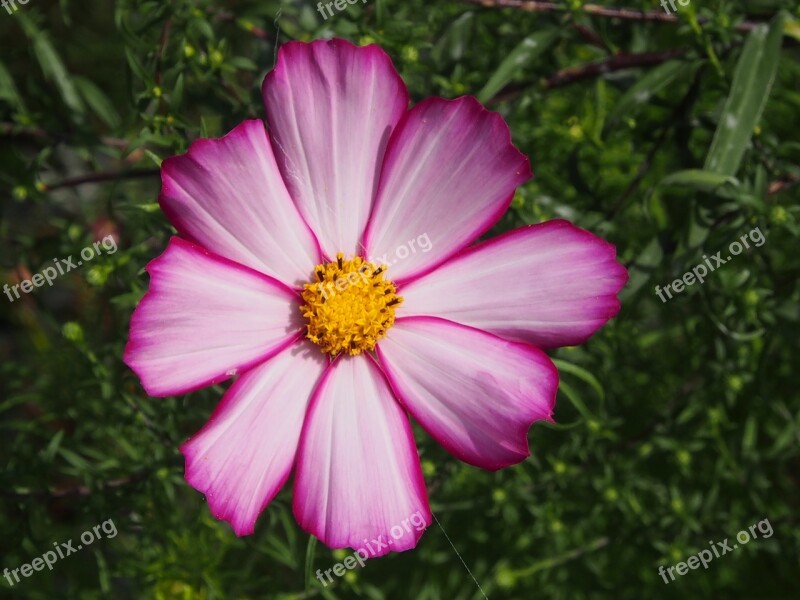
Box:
1;0;799;598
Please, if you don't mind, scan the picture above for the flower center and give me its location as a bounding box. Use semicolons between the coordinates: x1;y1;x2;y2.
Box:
300;253;402;357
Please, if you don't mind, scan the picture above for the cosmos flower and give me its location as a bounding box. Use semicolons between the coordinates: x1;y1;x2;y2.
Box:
123;38;627;556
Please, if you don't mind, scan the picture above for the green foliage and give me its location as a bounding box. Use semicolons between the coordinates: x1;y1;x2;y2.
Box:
1;0;798;598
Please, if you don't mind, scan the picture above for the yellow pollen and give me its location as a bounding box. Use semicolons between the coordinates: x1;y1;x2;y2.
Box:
300;253;402;357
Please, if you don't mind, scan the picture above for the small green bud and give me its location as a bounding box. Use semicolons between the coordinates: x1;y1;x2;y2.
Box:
210;49;224;67
62;322;84;343
401;45;419;63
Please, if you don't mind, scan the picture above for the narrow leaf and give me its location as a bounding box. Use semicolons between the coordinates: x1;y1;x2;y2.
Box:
477;31;558;103
74;77;121;128
304;536;318;595
704;13;785;176
660;169;740;194
0;60;24;109
432;12;474;64
606;60;700;128
20;15;85;115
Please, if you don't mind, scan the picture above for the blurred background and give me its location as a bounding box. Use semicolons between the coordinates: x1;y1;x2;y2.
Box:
1;0;799;598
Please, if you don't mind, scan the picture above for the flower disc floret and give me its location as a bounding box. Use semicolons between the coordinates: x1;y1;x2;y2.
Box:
301;253;402;356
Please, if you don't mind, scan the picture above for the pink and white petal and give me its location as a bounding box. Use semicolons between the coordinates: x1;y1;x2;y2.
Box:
399;220;628;349
262;39;408;258
123;237;303;397
181;341;327;536
293;355;431;556
159;120;322;287
376;317;557;471
363;96;531;283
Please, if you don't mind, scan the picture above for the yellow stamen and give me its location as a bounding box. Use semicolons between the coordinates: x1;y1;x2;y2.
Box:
300;253;402;356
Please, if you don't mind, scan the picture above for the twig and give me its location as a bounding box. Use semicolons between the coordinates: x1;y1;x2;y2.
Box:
768;174;800;195
123;394;176;449
610;65;704;216
3;473;149;499
458;0;761;32
0;122;129;149
545;48;687;88
42;169;160;191
572;23;611;53
0;123;49;140
154;18;173;87
487;49;688;103
211;8;272;40
513;536;610;577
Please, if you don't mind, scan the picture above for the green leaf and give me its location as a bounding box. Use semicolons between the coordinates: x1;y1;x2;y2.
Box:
513;537;609;577
0;60;24;110
704;13;785;176
659;169;740;194
476;31;558;103
20;15;85;115
553;359;605;406
125;47;151;84
229;57;258;71
742;415;758;458
782;14;800;42
200;115;212;138
59;447;92;471
43;429;65;462
94;549;111;594
606;60;700;129
74;77;121;128
144;149;163;168
171;73;185;109
557;380;594;421
619;236;662;300
189;17;215;41
432;12;474;64
375;0;386;25
304;536;318;595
